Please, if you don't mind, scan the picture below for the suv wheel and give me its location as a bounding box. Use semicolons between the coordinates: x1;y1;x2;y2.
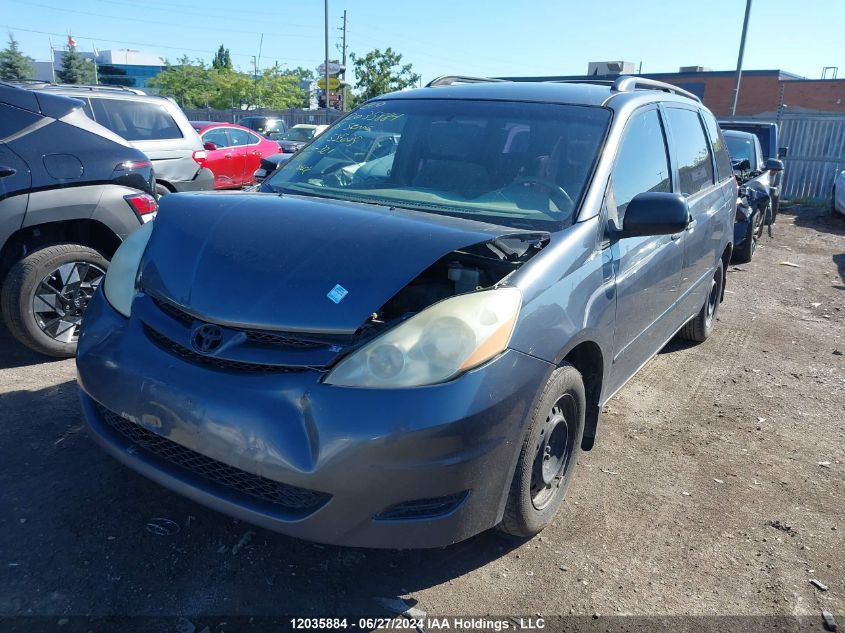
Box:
155;183;170;198
498;363;585;539
679;260;724;343
1;244;108;357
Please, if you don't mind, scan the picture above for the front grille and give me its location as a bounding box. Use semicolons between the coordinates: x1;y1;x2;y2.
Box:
152;296;328;350
96;404;330;513
152;297;194;326
375;491;469;521
144;326;308;373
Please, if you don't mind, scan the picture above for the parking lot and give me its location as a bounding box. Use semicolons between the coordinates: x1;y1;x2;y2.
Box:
0;204;841;628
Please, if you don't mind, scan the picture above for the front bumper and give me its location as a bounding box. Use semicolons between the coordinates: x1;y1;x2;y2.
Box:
76;291;552;548
171;167;214;192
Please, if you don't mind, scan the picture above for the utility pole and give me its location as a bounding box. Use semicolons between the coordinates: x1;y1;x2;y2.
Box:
92;46;99;84
730;0;752;117
339;9;347;111
252;55;258;109
324;0;330;124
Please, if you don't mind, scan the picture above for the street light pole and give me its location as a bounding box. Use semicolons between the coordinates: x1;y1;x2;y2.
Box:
730;0;752;117
324;0;330;124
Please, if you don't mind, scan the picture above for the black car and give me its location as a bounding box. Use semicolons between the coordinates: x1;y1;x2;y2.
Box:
720;120;787;219
723;129;783;262
236;116;288;141
0;82;157;357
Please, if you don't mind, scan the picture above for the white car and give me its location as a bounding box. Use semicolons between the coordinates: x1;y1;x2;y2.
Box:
834;170;845;217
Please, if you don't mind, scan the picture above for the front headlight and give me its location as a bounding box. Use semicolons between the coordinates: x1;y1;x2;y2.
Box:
103;221;154;317
325;288;522;388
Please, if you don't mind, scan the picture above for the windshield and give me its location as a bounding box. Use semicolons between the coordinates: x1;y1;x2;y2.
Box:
725;134;756;169
264;99;610;230
282;127;316;142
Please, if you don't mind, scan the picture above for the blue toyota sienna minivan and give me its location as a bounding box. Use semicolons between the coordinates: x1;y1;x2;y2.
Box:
76;76;737;548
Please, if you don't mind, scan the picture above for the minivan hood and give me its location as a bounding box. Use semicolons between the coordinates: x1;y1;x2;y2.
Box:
140;193;539;334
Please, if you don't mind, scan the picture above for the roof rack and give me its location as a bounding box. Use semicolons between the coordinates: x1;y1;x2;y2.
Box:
22;81;147;95
610;75;700;102
426;75;508;88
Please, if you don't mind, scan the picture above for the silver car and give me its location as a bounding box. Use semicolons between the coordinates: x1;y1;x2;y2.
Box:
25;83;213;197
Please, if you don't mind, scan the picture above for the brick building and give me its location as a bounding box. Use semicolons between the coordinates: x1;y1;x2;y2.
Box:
504;67;845;117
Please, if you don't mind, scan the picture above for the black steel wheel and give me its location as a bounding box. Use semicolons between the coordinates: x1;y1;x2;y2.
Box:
1;244;108;357
679;259;724;343
530;395;579;510
499;363;585;539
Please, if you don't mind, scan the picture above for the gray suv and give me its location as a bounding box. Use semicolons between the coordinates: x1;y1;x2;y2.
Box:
77;75;737;547
25;84;213;197
1;83;157;357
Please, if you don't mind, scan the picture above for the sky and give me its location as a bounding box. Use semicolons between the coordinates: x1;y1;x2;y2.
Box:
3;0;844;84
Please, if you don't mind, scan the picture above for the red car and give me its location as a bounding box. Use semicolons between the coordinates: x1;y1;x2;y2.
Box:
190;122;281;189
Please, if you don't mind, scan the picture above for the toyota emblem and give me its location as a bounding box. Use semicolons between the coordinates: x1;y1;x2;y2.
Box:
191;323;224;354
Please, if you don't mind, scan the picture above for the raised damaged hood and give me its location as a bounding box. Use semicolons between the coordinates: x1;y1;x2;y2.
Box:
139;192;543;334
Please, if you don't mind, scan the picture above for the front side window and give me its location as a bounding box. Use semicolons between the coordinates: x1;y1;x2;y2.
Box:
91;99;183;141
609;108;671;229
665;108;714;195
264;99;610;230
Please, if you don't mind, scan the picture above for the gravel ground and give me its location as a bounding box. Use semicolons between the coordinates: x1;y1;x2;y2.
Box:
0;204;842;631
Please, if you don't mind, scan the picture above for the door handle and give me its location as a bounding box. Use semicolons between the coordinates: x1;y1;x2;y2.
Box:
224;154;233;158
0;166;16;178
670;233;682;241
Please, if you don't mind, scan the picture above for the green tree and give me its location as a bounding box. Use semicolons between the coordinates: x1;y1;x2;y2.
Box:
211;44;232;71
56;44;96;84
255;64;307;109
147;56;212;107
0;33;34;81
208;67;253;109
348;47;420;107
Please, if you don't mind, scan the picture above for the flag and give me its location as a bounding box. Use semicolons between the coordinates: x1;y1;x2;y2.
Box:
67;34;76;48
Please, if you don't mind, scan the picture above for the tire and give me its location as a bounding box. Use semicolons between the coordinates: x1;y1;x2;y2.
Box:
155;182;170;198
1;244;108;358
498;363;586;539
679;259;724;343
734;209;762;264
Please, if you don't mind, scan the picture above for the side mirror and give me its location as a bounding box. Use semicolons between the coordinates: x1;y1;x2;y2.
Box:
765;158;784;172
778;146;788;158
621;192;690;238
203;141;218;151
734;158;751;171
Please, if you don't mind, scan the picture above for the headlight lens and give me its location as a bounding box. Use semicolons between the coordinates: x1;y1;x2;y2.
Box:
103;221;154;317
325;288;522;388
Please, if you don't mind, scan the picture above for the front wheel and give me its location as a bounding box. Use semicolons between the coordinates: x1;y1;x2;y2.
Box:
1;244;108;357
498;364;585;538
735;209;763;263
679;259;724;343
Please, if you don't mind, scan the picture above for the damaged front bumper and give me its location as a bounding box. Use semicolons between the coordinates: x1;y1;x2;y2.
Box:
76;290;553;548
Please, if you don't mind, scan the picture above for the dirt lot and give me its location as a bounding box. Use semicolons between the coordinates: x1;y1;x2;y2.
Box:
0;205;842;631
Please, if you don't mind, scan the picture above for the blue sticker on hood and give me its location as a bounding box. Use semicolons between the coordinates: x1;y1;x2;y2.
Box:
327;284;349;304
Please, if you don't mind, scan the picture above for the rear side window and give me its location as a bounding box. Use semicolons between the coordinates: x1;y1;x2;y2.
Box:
610;108;671;227
228;129;253;146
701;112;733;181
202;128;230;148
0;103;42;138
665;108;714;195
91;98;183;141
